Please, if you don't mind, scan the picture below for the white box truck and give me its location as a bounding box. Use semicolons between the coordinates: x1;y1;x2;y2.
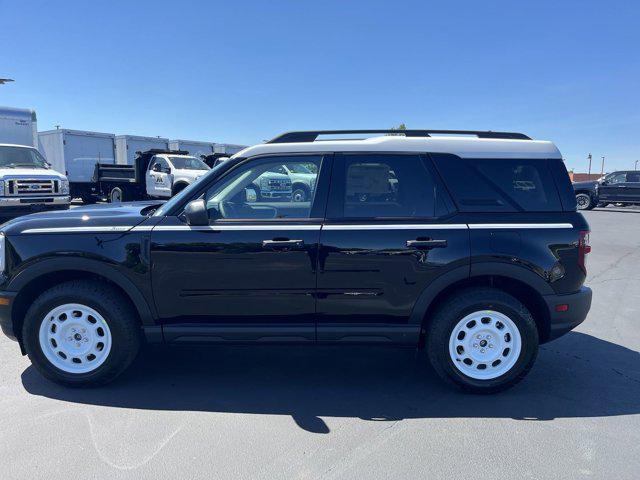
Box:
214;143;246;155
168;139;215;159
0;106;38;147
115;135;169;165
0;107;70;216
38;129;116;203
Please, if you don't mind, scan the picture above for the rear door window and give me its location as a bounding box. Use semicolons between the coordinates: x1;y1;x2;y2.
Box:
431;154;562;212
328;153;451;219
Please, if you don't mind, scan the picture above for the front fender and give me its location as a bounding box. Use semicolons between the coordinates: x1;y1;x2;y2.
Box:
7;256;155;325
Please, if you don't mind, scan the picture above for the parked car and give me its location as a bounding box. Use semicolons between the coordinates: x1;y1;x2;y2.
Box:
267;163;317;202
0;144;70;215
573;170;640;209
0;129;592;393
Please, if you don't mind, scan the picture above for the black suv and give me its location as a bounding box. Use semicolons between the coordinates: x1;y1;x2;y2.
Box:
573;170;640;210
0;130;592;393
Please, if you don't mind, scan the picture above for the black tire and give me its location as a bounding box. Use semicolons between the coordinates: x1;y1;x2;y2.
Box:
291;184;310;202
22;280;141;387
576;193;595;210
171;183;188;196
109;187;124;203
426;288;539;393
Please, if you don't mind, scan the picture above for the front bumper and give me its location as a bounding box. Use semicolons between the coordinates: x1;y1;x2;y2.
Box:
543;286;592;342
0;291;18;341
0;195;70;214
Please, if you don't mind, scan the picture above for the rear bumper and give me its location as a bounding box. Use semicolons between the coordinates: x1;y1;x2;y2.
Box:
0;291;18;341
543;286;592;342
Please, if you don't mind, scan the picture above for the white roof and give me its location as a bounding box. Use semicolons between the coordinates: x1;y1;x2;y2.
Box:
234;135;561;159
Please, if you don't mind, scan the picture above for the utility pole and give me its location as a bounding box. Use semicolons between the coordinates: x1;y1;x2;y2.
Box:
587;153;592;175
601;156;605;176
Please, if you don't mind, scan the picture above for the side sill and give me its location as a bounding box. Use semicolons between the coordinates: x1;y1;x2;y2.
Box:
317;324;420;345
161;324;315;344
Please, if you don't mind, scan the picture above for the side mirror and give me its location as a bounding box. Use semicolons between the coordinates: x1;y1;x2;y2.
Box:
163;167;172;174
183;199;209;226
152;163;162;172
600;180;608;186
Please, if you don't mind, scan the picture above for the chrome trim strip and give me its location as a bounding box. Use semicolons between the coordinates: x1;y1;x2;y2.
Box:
467;223;573;229
322;224;467;230
22;222;574;234
21;225;132;234
152;224;322;231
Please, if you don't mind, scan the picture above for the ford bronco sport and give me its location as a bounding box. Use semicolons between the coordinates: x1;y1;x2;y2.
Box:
0;129;592;393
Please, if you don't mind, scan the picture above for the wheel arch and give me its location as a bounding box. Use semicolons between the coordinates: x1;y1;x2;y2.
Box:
9;258;155;348
171;181;190;195
291;181;310;191
411;263;553;345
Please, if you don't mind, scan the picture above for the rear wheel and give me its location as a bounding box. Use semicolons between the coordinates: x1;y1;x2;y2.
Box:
427;288;539;393
576;193;594;210
22;280;141;387
171;183;188;196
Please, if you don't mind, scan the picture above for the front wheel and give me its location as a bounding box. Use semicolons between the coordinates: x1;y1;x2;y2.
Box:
22;280;141;387
291;184;310;202
426;288;539;393
109;187;124;203
576;193;595;210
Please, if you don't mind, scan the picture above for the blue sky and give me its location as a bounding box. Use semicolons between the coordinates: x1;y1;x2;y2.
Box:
1;0;638;172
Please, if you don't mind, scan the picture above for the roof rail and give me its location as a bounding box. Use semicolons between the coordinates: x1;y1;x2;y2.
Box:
267;129;531;143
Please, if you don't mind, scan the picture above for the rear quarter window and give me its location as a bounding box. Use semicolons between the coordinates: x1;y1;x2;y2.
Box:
431;153;563;212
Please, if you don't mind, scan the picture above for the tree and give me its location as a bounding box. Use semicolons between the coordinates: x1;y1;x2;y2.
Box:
388;123;407;135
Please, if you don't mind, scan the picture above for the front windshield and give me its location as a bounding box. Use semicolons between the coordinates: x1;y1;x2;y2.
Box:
0;146;49;168
168;156;209;170
153;162;223;217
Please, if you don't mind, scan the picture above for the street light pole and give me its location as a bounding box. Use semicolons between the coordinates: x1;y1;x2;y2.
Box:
601;156;605;176
587;153;592;175
635;160;639;171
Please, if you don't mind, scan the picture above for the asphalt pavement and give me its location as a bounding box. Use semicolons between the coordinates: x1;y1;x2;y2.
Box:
0;207;638;479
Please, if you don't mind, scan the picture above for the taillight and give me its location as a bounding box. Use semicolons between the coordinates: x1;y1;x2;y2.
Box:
578;230;591;274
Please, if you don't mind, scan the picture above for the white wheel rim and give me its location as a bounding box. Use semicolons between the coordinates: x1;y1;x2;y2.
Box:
111;189;122;202
448;310;522;380
38;303;112;374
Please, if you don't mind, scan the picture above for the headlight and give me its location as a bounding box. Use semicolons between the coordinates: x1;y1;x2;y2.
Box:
0;233;5;274
60;179;70;195
0;181;4;196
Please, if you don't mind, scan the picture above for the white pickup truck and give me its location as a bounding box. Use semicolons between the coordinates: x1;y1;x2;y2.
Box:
0;144;70;215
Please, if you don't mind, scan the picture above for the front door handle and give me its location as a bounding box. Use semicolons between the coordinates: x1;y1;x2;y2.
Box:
406;239;448;249
262;239;304;249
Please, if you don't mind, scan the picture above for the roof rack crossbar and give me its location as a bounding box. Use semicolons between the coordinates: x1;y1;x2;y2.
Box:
267;130;531;143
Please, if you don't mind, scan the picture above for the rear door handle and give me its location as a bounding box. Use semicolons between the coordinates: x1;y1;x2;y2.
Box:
262;239;304;249
406;239;448;249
